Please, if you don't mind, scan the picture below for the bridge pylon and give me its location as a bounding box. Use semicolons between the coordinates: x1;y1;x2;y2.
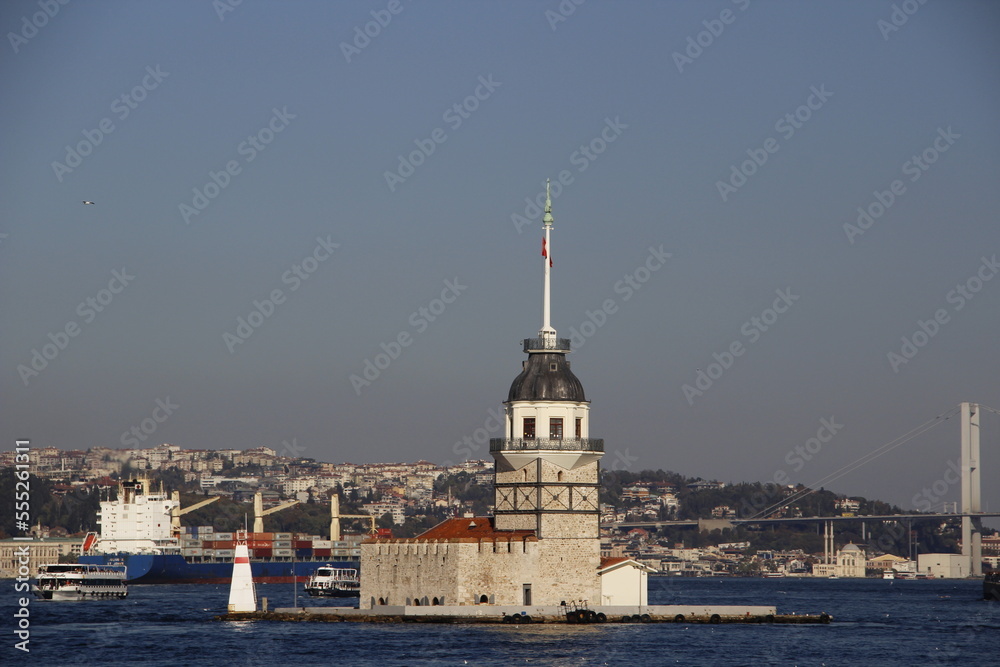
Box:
960;402;982;577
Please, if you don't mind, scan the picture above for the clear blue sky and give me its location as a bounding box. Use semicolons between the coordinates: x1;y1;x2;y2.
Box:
2;1;998;518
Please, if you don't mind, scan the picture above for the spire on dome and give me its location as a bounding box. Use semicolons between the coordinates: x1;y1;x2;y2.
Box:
540;180;556;341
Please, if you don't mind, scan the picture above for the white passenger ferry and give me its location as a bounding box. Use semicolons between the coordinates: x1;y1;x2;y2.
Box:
32;563;128;600
304;566;360;597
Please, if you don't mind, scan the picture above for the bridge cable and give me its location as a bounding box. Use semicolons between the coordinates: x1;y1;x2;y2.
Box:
749;404;962;520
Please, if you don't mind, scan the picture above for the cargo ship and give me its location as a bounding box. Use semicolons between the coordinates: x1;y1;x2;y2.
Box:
78;479;366;584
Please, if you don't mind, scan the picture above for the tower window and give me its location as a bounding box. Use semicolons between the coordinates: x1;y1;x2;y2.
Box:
523;418;535;440
576;418;582;438
550;363;558;371
549;418;563;440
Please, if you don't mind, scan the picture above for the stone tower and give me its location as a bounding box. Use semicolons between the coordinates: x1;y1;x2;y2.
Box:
490;182;604;542
360;184;606;608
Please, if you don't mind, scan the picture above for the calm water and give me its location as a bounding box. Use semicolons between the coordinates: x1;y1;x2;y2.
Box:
3;577;997;666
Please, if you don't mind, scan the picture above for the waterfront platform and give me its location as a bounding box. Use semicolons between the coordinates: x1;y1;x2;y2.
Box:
218;604;831;624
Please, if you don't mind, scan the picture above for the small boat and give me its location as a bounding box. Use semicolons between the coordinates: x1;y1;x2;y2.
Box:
304;566;360;597
895;571;917;580
882;570;895;580
828;575;840;580
32;563;127;600
984;572;1000;601
762;572;785;578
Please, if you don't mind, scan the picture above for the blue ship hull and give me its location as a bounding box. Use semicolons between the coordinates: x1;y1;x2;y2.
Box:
79;553;359;585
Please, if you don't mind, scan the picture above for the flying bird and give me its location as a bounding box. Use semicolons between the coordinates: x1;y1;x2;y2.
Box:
82;201;95;205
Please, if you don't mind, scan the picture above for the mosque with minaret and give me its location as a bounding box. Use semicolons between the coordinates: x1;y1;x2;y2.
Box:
360;185;648;609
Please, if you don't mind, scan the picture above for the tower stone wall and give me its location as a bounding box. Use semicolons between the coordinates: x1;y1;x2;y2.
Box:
359;533;601;609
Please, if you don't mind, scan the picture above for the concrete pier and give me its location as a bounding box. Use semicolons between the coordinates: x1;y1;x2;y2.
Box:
218;604;831;625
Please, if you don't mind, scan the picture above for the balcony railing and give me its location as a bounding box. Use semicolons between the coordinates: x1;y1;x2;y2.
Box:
522;337;571;353
490;438;604;453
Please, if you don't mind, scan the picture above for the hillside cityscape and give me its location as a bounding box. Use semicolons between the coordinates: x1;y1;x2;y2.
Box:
3;443;997;578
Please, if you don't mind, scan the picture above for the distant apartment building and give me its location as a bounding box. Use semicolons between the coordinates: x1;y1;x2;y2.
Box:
835;498;861;515
711;505;737;519
362;499;406;525
622;485;650;501
687;480;725;491
281;477;316;495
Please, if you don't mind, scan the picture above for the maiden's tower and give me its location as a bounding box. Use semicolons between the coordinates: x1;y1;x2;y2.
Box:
360;184;606;608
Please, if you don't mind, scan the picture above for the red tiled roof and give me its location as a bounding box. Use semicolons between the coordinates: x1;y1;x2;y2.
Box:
368;517;536;543
600;556;631;569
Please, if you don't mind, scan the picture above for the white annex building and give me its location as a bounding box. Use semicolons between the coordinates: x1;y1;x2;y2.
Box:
360;185;640;608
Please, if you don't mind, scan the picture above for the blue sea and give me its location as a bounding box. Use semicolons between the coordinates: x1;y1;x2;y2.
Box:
3;577;997;666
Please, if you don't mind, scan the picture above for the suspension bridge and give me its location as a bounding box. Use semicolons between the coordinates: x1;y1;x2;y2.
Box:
605;402;997;576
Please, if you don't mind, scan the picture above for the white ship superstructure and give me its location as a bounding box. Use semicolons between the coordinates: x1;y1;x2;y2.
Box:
95;479;179;554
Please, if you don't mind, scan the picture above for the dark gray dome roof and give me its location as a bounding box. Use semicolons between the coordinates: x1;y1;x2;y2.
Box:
507;352;586;402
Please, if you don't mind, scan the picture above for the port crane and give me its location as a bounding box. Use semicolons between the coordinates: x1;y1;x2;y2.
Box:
329;493;378;541
170;491;219;536
252;491;299;533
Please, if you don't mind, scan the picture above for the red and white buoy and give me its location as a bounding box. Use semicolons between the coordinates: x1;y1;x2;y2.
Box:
227;530;257;613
